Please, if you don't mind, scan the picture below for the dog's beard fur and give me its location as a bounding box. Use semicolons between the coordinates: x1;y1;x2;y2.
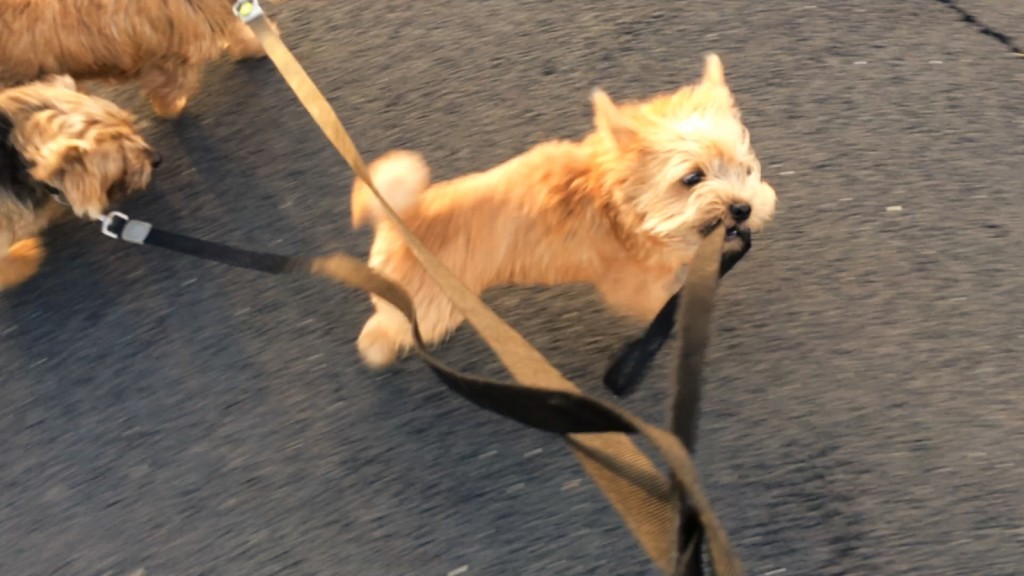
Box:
0;75;157;291
0;0;280;118
350;53;778;368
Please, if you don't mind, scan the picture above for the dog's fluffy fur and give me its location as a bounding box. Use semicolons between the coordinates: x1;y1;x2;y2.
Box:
0;0;278;119
351;53;778;368
0;75;157;291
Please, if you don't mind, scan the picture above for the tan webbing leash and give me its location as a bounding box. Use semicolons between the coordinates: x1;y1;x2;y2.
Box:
232;2;741;573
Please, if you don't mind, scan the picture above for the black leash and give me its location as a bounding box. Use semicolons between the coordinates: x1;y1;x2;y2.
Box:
99;212;309;274
604;230;752;397
99;211;743;575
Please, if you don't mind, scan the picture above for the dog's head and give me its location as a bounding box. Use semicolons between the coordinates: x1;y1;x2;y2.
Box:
589;53;777;251
2;76;160;219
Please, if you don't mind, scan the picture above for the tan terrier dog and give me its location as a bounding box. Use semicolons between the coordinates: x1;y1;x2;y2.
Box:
0;0;278;119
351;54;778;368
0;75;159;291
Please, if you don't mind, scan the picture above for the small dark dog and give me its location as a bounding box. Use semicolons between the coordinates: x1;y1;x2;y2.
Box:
0;75;159;291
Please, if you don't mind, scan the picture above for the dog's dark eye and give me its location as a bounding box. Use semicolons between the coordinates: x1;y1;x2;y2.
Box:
681;170;704;187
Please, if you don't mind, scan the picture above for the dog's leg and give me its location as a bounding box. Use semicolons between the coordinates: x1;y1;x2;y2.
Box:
141;61;202;119
225;19;274;61
0;237;45;291
357;273;466;368
357;297;414;368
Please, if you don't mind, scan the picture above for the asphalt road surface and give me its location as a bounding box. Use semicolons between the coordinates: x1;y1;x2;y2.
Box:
2;1;1022;575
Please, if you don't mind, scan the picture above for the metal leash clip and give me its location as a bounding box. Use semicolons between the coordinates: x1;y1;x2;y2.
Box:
99;211;129;239
98;211;153;245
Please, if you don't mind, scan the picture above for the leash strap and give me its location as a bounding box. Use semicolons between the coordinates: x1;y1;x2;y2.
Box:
670;231;730;576
222;3;744;573
100;211;309;274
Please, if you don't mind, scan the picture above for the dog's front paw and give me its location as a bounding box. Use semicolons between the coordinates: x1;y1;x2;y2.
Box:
357;314;409;369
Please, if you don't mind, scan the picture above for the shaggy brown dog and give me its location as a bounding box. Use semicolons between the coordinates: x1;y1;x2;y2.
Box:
350;54;778;368
0;75;159;290
0;0;278;118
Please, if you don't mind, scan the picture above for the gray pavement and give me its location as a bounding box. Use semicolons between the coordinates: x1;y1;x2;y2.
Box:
1;1;1022;575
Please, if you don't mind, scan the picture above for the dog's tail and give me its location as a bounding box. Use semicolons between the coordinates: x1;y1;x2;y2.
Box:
351;150;430;228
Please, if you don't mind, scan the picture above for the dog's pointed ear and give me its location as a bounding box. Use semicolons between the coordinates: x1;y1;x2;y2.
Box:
685;53;739;116
700;53;727;87
592;88;637;149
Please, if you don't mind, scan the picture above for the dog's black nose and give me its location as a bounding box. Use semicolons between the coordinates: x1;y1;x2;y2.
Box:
729;202;751;222
150;151;163;168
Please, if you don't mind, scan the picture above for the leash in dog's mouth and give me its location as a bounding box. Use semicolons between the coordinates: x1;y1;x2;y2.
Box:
700;218;751;242
696;218;753;245
726;225;751;243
